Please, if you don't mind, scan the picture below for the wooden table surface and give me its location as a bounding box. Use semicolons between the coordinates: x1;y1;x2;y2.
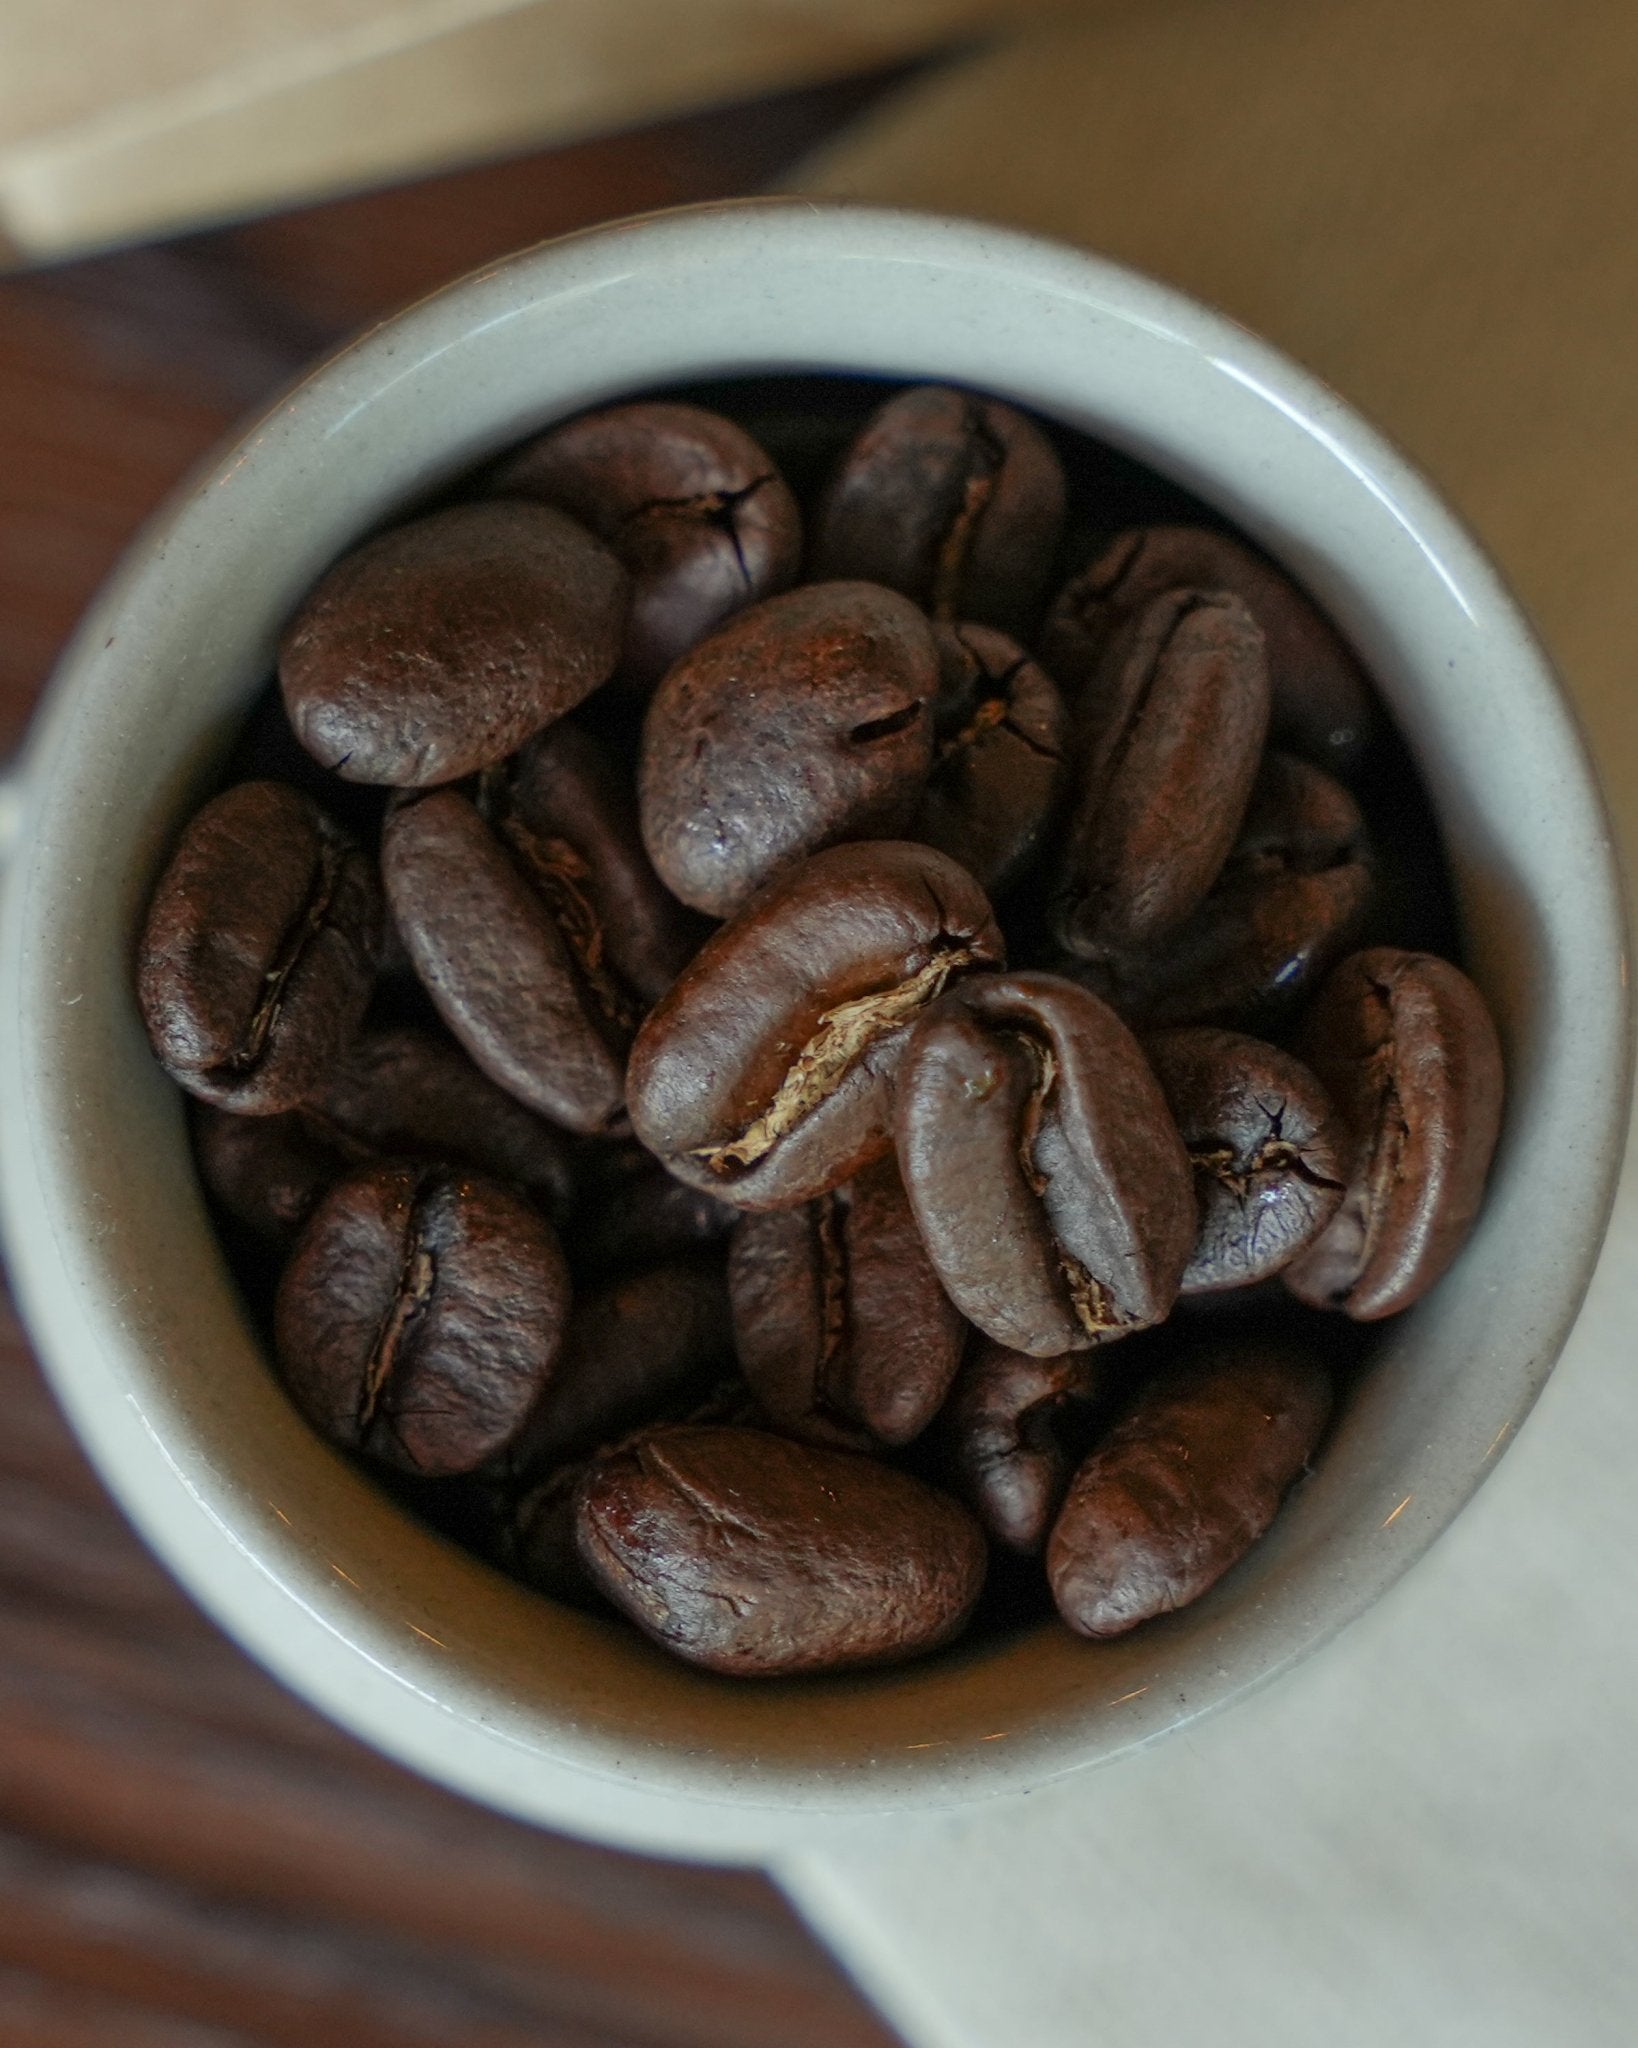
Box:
0;74;914;2048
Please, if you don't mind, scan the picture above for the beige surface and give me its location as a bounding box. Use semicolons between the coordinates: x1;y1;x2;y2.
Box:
0;0;1062;261
783;6;1638;2042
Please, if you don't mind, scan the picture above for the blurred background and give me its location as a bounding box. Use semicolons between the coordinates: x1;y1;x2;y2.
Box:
3;2;1635;2043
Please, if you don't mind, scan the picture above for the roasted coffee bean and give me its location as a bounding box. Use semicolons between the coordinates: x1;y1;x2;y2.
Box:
508;1366;757;1608
914;623;1067;895
942;1338;1104;1552
274;1161;572;1478
638;581;937;918
193;1023;577;1239
896;972;1195;1355
279;502;626;787
1064;751;1373;1029
1053;589;1269;963
490;401;801;689
570;1139;740;1276
1042;524;1376;775
811;384;1066;638
627;840;1004;1210
1145;1028;1346;1293
138;780;381;1114
500;1259;731;1480
575;1426;987;1675
1284;948;1504;1319
1047;1336;1332;1637
728;1153;968;1447
383;724;692;1134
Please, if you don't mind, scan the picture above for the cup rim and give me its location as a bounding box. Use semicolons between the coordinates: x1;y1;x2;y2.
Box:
2;198;1629;1863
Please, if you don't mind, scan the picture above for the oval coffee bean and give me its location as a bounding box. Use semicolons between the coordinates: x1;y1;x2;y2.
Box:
914;623;1068;895
627;841;1003;1210
499;719;700;1007
575;1426;987;1675
1145;1028;1346;1293
728;1152;968;1447
194;1023;578;1240
274;1161;572;1477
279;502;626;786
383;725;691;1134
1042;524;1377;775
1054;589;1270;961
638;581;937;918
1284;948;1504;1319
138;780;380;1114
384;789;623;1132
1047;1337;1332;1637
896;972;1196;1355
811;384;1066;637
490;401;802;688
943;1338;1104;1552
1067;751;1373;1029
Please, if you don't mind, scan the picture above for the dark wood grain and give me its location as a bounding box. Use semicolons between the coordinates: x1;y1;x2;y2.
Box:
0;74;915;2048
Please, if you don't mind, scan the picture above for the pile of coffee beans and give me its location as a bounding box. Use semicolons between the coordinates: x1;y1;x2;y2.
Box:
135;378;1505;1679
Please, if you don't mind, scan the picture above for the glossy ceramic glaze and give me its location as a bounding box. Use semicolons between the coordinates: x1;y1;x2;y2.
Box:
0;202;1627;1863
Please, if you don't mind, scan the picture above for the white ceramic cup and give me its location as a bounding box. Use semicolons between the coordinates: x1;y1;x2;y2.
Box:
0;201;1627;1869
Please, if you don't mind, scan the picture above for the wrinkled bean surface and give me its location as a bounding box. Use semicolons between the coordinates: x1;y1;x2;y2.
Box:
575;1427;987;1676
915;622;1067;895
811;384;1066;638
1054;588;1270;960
275;1162;572;1477
729;1152;967;1447
1284;948;1504;1319
1146;1027;1346;1293
628;840;1003;1209
138;780;380;1114
897;972;1195;1355
1047;1337;1332;1637
491;401;801;688
1043;524;1376;774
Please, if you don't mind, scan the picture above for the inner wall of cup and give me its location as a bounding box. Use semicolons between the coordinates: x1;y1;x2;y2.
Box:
8;210;1626;1837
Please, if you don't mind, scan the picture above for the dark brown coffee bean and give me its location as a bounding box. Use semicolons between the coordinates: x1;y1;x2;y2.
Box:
137;780;380;1114
896;972;1196;1355
193;1024;578;1240
1042;524;1377;775
382;725;691;1135
943;1338;1104;1552
1284;948;1504;1319
274;1162;571;1477
490;402;802;688
498;720;701;1006
638;581;937;918
728;1153;968;1448
914;623;1067;895
575;1426;987;1675
1066;751;1373;1029
279;502;626;786
811;385;1066;638
1054;589;1270;961
1145;1028;1346;1293
627;841;1004;1210
1047;1336;1332;1637
570;1139;740;1276
500;1259;732;1480
508;1368;757;1609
